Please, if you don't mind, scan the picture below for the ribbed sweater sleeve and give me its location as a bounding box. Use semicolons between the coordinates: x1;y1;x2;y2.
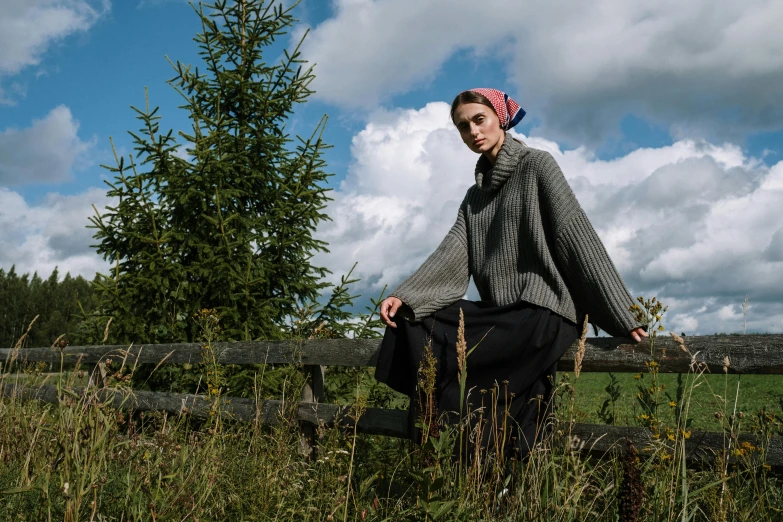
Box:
388;200;470;321
536;151;642;337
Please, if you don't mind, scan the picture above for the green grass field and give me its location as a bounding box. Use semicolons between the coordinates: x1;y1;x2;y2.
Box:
571;372;783;431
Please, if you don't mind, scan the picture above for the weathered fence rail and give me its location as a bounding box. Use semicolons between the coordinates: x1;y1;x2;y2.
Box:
2;334;783;465
3;334;782;373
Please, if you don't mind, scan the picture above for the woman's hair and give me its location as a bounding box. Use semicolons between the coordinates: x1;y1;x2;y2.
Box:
450;90;496;125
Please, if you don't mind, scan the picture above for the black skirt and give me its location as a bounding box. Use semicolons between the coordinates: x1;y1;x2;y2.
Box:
375;299;579;459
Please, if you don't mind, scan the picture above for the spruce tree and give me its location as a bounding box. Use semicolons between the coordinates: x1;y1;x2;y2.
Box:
0;267;96;348
90;0;335;344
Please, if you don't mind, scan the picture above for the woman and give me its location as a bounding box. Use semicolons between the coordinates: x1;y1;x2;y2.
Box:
374;88;647;463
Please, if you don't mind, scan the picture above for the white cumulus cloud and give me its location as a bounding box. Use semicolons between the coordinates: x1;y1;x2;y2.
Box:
301;0;783;143
0;105;95;185
0;0;109;102
0;187;110;279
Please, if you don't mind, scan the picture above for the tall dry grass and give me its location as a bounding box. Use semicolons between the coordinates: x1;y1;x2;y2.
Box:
1;301;781;521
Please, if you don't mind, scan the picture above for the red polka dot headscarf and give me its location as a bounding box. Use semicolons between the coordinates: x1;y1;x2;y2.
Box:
467;88;526;131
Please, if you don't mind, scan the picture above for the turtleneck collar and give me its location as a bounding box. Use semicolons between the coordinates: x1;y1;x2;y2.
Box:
474;136;529;191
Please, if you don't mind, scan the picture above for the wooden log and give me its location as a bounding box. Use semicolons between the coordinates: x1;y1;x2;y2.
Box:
0;339;381;367
0;382;405;438
2;334;782;374
3;384;780;467
569;423;783;469
0;383;260;422
299;364;326;458
559;334;783;375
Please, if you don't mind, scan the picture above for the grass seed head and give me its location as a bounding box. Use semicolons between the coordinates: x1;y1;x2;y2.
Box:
456;307;467;379
574;314;588;379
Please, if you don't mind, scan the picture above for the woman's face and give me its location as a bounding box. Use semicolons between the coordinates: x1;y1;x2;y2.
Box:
453;102;505;159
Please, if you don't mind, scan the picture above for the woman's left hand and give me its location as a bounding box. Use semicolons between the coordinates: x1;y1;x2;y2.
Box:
630;327;648;343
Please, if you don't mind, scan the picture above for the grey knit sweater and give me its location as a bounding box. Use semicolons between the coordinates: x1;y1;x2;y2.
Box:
389;136;642;338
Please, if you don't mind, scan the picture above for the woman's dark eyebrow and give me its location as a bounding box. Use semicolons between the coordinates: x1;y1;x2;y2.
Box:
456;112;487;125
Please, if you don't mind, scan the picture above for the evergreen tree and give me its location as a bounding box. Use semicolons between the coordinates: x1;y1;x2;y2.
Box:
89;0;335;344
0;267;97;348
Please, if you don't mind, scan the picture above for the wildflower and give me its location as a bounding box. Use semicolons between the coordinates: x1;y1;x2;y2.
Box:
680;429;692;439
669;401;677;408
633;374;641;380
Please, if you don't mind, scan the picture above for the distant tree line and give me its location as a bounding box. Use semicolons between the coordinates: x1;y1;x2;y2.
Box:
0;266;98;349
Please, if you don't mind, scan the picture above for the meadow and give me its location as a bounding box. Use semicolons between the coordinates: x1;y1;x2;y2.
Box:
573;373;783;431
1;307;782;521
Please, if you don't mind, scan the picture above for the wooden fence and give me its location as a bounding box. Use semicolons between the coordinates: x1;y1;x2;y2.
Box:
2;334;783;466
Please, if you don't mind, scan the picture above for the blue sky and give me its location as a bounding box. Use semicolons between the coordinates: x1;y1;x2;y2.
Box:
2;0;783;335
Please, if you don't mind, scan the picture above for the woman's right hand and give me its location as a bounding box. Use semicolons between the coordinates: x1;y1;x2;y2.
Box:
380;297;403;328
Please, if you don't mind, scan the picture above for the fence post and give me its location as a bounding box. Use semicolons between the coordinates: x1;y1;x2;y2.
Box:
299;364;325;458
